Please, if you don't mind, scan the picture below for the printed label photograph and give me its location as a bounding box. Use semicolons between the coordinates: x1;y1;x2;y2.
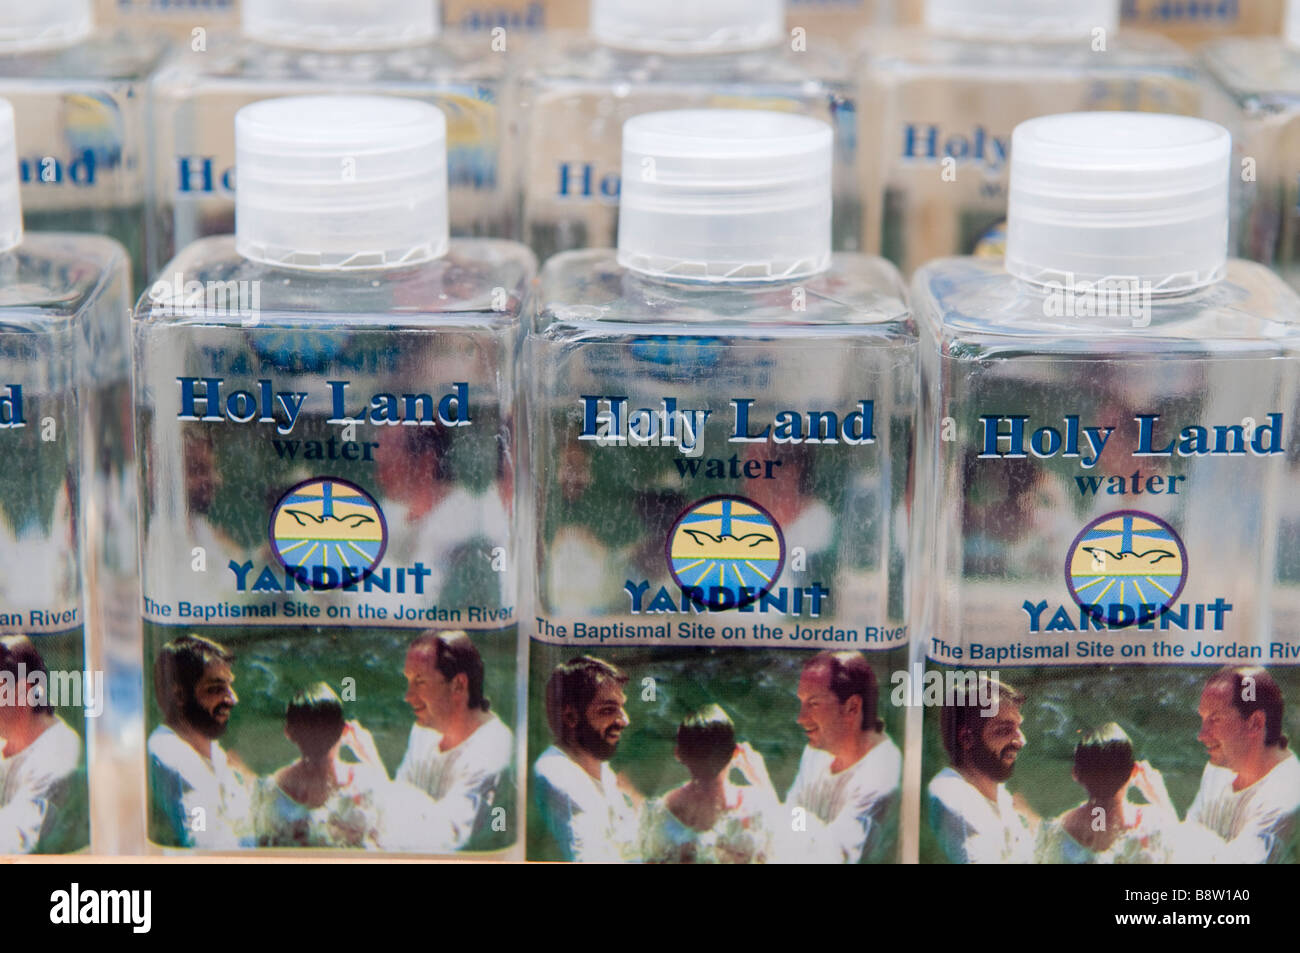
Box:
135;308;522;855
526;643;906;864
145;623;517;853
920;664;1300;864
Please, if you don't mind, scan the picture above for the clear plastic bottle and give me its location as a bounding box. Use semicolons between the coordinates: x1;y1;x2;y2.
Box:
135;96;535;855
1202;1;1300;289
510;0;860;263
523;110;914;863
146;0;508;280
0;0;165;291
0;97;132;855
913;112;1300;865
860;0;1204;278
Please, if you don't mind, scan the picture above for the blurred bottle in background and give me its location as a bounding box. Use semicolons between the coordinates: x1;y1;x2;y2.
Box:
859;0;1205;279
510;0;860;264
0;0;163;290
1203;0;1300;291
147;0;509;281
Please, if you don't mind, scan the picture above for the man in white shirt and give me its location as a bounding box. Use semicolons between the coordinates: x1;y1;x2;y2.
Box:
927;675;1034;863
0;636;82;853
1187;665;1300;863
532;655;639;862
396;630;513;850
786;650;902;863
147;634;252;849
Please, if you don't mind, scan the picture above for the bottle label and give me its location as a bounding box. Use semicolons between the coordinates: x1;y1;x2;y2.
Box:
0;372;92;855
1122;0;1286;37
528;335;912;863
138;323;519;855
1;86;145;286
920;350;1300;864
3;87;142;210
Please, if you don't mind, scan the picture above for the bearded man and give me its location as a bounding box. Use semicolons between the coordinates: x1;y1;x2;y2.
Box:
147;634;252;848
927;676;1034;863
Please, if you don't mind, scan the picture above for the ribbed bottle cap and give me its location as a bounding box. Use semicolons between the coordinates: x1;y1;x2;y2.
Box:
235;96;448;271
925;0;1118;38
591;0;784;53
1005;112;1230;292
618;110;832;282
242;0;438;50
0;0;92;52
0;100;21;253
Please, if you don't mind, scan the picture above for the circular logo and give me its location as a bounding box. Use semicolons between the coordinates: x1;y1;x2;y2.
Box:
269;478;388;590
1065;510;1187;628
666;495;785;611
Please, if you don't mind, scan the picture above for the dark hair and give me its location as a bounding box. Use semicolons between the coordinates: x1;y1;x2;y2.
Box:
940;676;1024;768
285;682;345;762
410;630;490;711
0;636;51;714
153;634;234;723
804;651;883;732
676;704;736;780
1206;666;1288;748
545;656;628;744
1074;722;1134;801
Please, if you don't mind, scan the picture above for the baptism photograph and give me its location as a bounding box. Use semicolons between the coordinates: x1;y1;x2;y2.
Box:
526;645;906;863
922;664;1300;864
144;625;516;852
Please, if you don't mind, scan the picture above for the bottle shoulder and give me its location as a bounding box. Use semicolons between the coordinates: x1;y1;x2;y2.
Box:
1201;37;1300;108
0;31;167;82
911;257;1300;355
150;32;501;92
532;249;914;341
139;236;535;327
0;234;127;325
517;32;847;91
863;26;1195;80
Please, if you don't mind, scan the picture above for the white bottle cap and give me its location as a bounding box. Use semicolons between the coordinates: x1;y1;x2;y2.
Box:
235;96;448;271
242;0;438;50
591;0;784;53
617;110;832;282
0;0;92;52
0;100;22;253
925;0;1118;38
1005;112;1230;292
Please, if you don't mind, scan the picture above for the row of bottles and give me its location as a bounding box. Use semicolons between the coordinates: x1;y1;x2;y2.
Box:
6;88;1298;863
1;0;1298;291
0;0;1298;863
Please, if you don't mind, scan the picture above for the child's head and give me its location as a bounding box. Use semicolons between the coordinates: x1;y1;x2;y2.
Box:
1073;722;1135;801
676;704;736;781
